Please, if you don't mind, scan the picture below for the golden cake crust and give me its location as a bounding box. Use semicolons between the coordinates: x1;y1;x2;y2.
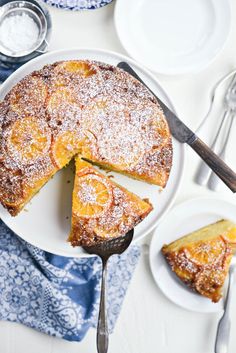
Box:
0;60;172;216
162;220;236;302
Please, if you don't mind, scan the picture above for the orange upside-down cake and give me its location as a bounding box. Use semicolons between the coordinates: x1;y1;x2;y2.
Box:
162;220;236;302
0;60;172;246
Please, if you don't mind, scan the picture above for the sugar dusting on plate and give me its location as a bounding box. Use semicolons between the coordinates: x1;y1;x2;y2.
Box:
0;13;39;54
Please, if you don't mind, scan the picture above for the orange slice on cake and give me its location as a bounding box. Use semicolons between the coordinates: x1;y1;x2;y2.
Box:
81;99;146;170
73;174;112;219
55;60;97;77
51;131;82;168
46;86;77;115
6;116;51;165
10;76;47;115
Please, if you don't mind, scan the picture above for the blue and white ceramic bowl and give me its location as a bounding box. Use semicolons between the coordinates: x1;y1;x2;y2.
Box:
42;0;113;11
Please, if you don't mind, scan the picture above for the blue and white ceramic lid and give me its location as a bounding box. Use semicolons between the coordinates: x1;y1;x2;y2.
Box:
42;0;113;10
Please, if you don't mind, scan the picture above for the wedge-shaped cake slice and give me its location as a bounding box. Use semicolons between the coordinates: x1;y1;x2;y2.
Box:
69;157;153;247
162;220;236;302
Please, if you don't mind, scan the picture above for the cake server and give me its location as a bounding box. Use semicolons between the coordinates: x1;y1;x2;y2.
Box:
83;229;134;353
117;62;236;193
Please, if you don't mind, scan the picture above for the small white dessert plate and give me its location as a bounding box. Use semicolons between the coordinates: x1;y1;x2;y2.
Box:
115;0;231;75
149;197;236;313
0;48;184;258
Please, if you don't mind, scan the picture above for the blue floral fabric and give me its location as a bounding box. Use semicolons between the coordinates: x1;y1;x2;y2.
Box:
42;0;113;11
0;220;140;341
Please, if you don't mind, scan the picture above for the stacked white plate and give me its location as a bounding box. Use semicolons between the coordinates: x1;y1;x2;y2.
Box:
115;0;231;75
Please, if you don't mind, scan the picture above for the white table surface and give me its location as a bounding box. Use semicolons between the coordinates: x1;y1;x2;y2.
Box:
1;1;236;352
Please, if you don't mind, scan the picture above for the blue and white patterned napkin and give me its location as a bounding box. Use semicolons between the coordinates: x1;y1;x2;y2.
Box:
0;62;22;83
0;220;140;341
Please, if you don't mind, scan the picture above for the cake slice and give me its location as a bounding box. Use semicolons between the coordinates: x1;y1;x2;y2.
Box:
68;157;153;247
162;220;236;302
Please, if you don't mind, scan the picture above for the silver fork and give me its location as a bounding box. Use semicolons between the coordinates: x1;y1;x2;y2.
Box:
195;74;236;186
215;256;236;353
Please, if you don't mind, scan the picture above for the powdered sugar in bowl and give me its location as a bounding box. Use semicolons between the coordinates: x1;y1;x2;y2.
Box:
0;1;47;58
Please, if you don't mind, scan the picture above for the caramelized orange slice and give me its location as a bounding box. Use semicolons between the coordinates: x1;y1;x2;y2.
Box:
7;117;51;164
56;61;97;77
73;174;112;218
83;99;145;170
51;131;82;168
147;115;170;148
97;125;144;169
47;87;76;114
184;237;226;266
10;77;47;115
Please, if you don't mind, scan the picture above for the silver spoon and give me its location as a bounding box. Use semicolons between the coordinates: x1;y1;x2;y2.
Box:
83;229;134;353
215;257;236;353
195;73;236;186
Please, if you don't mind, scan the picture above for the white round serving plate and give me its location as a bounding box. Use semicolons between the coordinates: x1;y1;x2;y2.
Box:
114;0;231;75
149;197;236;313
0;48;184;257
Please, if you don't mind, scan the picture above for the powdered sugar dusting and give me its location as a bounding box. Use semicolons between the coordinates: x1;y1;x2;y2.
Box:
78;182;97;204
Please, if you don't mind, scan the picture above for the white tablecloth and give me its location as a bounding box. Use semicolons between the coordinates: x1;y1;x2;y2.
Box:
1;1;236;352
